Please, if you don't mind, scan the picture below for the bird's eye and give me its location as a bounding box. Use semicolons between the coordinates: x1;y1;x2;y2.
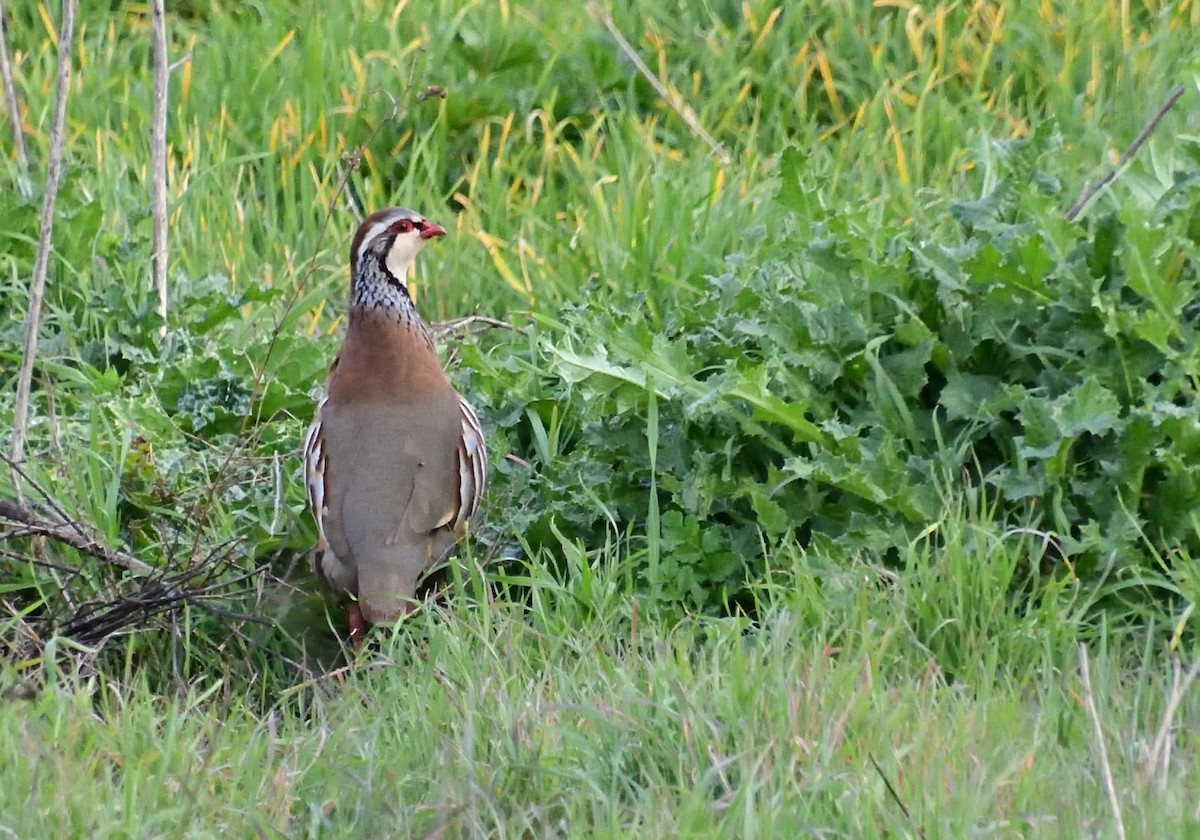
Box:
392;219;413;234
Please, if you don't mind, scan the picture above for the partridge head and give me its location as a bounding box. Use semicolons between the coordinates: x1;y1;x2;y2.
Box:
303;207;487;644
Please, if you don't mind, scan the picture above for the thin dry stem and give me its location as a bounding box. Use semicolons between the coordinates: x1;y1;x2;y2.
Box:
429;314;514;341
1;453;155;579
869;753;926;839
587;4;731;165
0;498;154;576
10;0;76;495
150;0;169;334
1078;643;1127;840
1066;84;1187;221
166;50;192;74
0;0;27;172
1144;657;1200;790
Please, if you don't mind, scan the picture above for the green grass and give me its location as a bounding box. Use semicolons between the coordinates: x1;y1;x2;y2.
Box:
2;0;1200;836
3;535;1199;837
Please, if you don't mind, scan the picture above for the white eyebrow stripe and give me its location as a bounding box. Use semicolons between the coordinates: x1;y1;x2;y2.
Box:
356;219;396;266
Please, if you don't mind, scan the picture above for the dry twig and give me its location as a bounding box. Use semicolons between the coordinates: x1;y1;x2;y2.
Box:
150;0;169;333
54;541;263;650
1143;657;1200;790
429;314;513;341
587;4;731;165
1;458;283;659
869;753;926;840
10;0;76;493
1066;84;1187;221
0;0;28;172
0;498;154;576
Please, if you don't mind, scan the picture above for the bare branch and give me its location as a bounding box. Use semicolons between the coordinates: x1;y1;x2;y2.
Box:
587;4;731;165
150;0;169;335
0;498;154;576
3;451;62;517
167;50;191;75
1066;84;1187;221
10;0;76;493
428;314;514;341
0;0;28;173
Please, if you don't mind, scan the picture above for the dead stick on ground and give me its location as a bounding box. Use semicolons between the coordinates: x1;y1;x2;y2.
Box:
0;499;154;576
1;452;71;528
149;0;169;336
0;0;28;173
2;453;154;580
587;4;731;165
1065;84;1186;221
1078;643;1128;840
9;0;75;498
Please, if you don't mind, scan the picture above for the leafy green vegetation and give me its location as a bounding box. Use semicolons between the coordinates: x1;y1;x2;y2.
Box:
2;0;1199;836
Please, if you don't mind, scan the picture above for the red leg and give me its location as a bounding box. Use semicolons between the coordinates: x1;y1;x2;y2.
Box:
347;602;366;647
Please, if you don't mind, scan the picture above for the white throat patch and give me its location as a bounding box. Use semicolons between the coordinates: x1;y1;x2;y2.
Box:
355;215;427;280
383;232;424;285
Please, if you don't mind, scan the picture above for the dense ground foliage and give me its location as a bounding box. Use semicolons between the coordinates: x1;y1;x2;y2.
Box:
2;1;1199;836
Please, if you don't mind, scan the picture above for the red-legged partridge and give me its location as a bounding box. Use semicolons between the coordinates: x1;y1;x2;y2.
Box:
303;207;487;644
